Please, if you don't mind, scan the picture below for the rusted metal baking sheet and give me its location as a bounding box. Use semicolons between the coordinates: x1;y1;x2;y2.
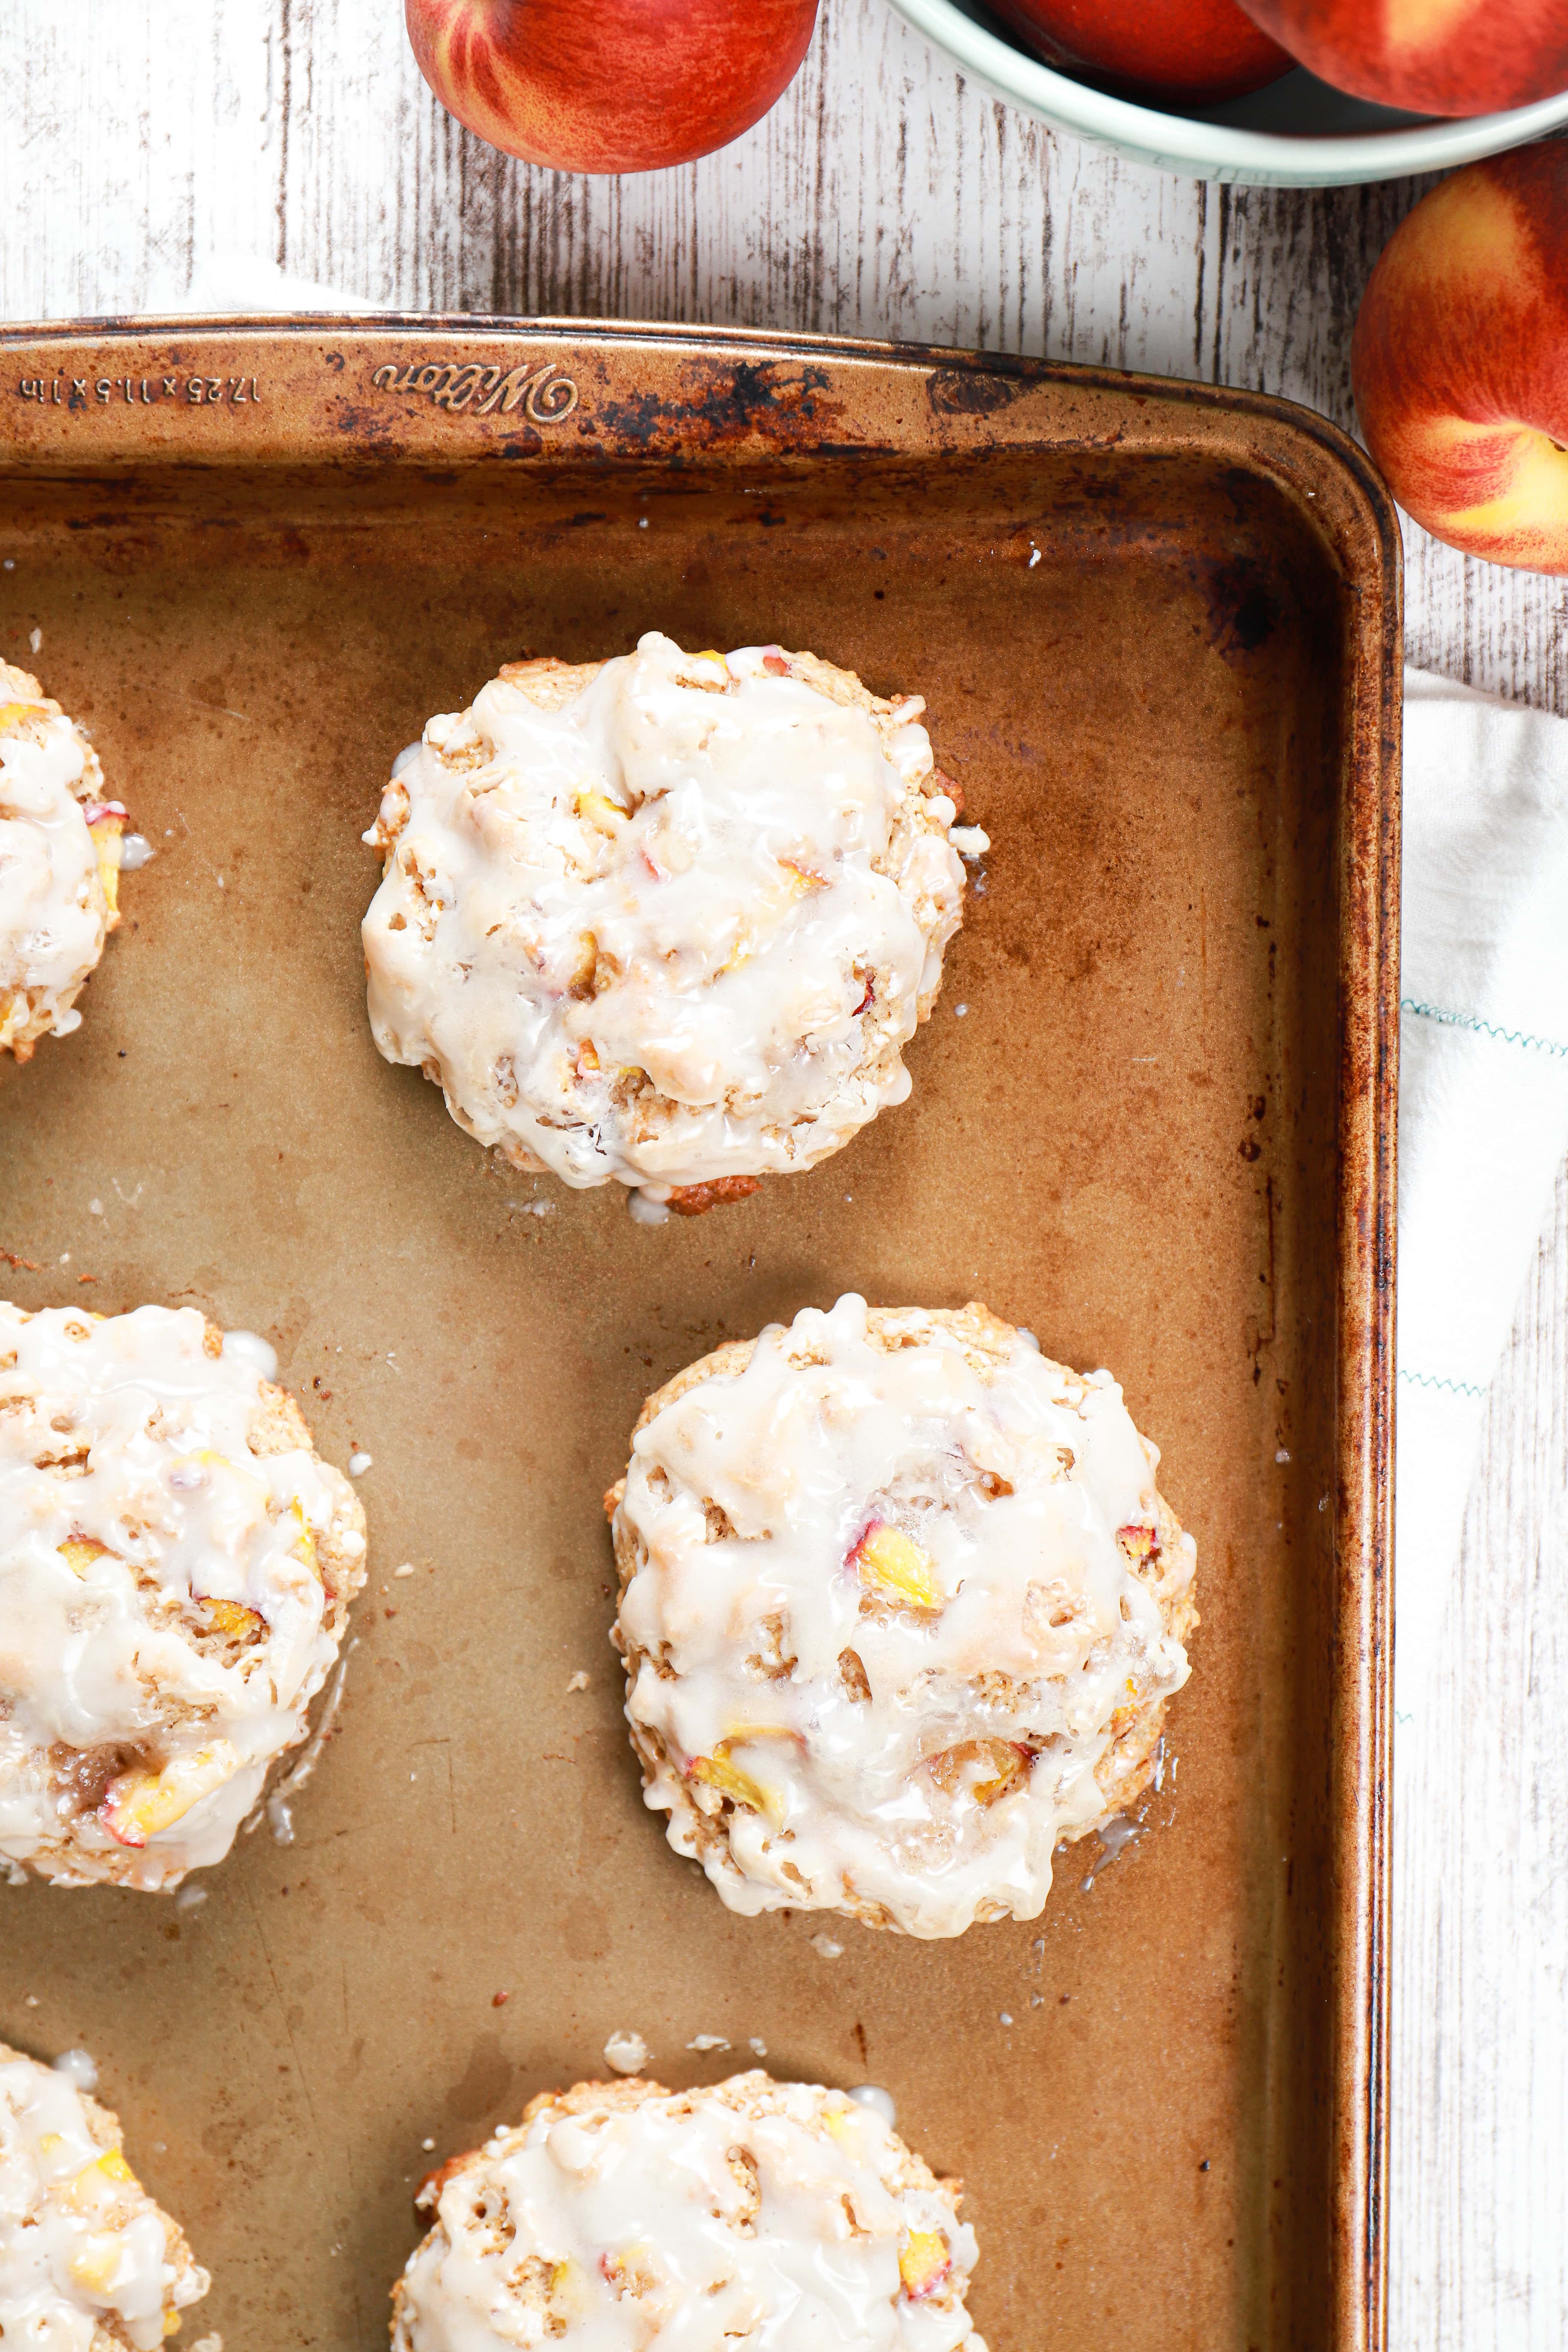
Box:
0;322;1397;2352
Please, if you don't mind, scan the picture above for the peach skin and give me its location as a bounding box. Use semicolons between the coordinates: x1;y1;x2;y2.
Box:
991;0;1292;103
1351;142;1568;574
405;0;820;175
1238;0;1568;114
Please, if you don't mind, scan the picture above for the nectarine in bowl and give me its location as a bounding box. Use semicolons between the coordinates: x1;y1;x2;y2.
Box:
887;0;1568;185
1352;142;1568;573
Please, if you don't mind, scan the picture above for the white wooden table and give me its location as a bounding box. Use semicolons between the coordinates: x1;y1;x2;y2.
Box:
4;4;1566;2344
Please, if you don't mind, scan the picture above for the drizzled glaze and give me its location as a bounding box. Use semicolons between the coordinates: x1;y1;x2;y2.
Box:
0;1304;367;1890
362;634;971;1196
0;2041;209;2351
392;2072;984;2352
0;664;125;1061
611;1297;1197;1939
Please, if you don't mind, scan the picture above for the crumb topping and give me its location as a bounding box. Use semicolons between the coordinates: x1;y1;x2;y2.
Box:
0;664;126;1063
0;1302;367;1890
361;633;971;1193
611;1296;1197;1937
392;2070;985;2351
0;2041;209;2350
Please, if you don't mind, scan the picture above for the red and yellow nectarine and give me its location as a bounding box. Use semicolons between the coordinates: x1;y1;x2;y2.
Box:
405;0;820;175
1352;142;1568;573
1237;0;1568;116
991;0;1292;104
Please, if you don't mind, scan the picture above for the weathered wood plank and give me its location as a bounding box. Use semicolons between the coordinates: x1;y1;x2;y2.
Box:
1397;1158;1568;2352
3;4;1566;2344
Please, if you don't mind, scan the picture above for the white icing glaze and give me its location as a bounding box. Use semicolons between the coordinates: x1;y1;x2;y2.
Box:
392;2073;983;2352
362;634;968;1191
0;1302;367;1890
613;1296;1196;1939
0;665;121;1060
219;1329;279;1381
601;2031;650;2077
0;2044;209;2352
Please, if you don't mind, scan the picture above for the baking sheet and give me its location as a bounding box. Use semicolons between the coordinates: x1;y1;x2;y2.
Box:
0;322;1398;2351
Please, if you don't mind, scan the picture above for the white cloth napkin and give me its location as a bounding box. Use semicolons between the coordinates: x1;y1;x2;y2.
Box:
1396;667;1568;1716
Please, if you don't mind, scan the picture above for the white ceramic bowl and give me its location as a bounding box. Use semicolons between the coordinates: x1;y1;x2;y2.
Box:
886;0;1568;186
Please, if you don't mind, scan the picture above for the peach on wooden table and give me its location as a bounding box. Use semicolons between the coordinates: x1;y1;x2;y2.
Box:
404;0;822;175
1237;0;1568;115
1351;142;1568;574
